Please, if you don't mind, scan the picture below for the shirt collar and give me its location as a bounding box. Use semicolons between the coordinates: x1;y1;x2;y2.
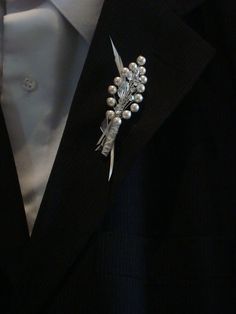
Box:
50;0;104;43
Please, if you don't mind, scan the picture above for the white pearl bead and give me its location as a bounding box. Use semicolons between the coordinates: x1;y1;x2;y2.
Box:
106;97;116;107
114;76;122;86
129;62;138;72
137;56;146;66
106;110;115;119
137;84;145;93
139;66;146;75
121;67;130;77
122;110;132;119
108;85;117;95
130;103;140;112
134;93;143;103
113;117;122;125
140;75;148;84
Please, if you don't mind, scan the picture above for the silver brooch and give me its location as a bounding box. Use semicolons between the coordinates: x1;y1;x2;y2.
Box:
96;38;148;181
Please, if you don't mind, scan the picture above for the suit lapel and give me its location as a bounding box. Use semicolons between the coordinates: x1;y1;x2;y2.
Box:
0;107;30;280
0;0;30;273
12;0;215;311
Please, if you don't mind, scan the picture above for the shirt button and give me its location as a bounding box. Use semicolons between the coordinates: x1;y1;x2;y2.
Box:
22;77;38;92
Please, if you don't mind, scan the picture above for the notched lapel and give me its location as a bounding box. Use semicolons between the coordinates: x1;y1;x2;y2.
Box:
112;5;216;186
0;109;30;275
13;0;215;312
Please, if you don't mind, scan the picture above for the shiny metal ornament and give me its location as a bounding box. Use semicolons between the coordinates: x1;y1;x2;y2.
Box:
95;38;148;181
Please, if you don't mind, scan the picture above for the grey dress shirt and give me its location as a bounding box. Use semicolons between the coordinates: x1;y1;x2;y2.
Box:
0;0;104;234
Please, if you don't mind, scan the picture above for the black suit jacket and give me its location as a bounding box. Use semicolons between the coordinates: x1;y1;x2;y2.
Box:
0;0;235;313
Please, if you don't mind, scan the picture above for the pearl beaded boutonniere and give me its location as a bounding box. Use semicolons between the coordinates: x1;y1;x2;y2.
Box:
96;38;148;181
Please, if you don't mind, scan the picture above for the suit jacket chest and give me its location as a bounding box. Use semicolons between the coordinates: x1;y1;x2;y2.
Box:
0;0;218;312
